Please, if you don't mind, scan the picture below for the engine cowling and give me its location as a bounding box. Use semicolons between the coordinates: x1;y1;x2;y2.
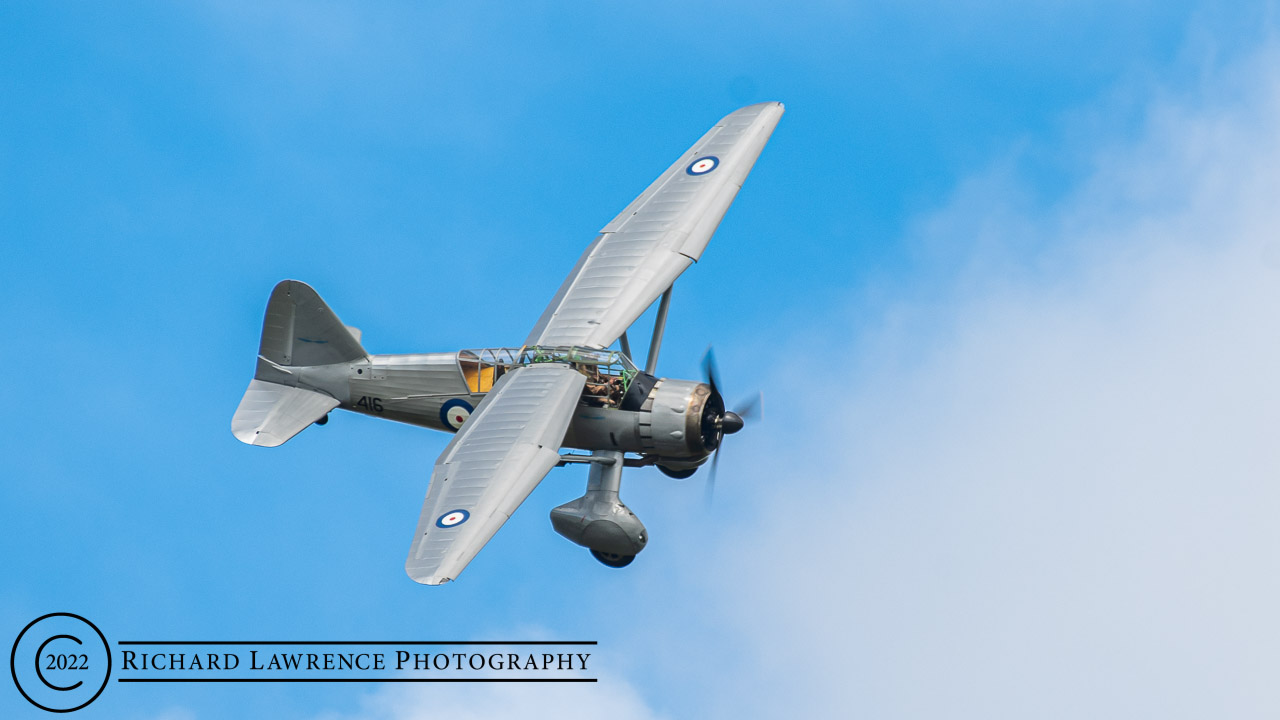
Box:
561;377;723;463
638;378;723;458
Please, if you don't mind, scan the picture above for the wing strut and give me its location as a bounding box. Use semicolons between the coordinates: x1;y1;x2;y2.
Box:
619;331;632;360
645;286;673;375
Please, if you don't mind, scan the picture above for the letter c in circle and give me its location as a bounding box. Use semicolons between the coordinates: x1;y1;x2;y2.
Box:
35;635;84;691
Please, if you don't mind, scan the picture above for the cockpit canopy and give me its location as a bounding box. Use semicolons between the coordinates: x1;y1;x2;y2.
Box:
457;346;640;399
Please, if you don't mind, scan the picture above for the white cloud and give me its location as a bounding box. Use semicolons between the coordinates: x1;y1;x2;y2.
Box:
314;676;668;720
685;41;1280;720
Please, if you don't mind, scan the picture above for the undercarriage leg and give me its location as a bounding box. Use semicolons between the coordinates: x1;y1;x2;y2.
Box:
550;449;648;568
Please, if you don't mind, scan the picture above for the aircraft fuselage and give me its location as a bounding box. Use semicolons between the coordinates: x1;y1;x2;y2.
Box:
275;352;718;468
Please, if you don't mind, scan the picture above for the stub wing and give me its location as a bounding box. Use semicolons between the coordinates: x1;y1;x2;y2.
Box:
524;101;784;349
405;363;587;585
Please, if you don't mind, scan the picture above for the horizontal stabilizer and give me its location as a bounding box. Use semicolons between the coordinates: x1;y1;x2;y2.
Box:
231;380;339;447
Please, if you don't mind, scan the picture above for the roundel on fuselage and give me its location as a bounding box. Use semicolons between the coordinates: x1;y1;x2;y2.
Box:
439;398;474;430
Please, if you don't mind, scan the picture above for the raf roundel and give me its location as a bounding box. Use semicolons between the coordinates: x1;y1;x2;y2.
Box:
439;398;474;430
436;509;470;528
686;156;719;175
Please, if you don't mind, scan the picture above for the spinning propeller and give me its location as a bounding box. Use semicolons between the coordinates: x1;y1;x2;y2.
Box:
700;347;763;505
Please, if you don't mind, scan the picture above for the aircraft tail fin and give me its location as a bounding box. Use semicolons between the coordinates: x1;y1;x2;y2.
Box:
256;280;367;367
231;280;366;447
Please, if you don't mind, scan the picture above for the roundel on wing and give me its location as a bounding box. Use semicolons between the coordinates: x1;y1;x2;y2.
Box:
439;398;474;430
436;509;470;528
686;156;719;175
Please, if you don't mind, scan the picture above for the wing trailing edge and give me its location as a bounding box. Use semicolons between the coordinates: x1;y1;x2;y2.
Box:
406;364;587;585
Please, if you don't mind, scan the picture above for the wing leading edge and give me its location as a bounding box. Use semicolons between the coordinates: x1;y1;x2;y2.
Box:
405;363;587;585
525;102;784;349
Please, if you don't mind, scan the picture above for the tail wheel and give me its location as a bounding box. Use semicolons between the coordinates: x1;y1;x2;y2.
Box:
590;549;636;568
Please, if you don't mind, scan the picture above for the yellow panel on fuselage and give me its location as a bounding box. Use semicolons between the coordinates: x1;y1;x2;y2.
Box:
461;362;496;393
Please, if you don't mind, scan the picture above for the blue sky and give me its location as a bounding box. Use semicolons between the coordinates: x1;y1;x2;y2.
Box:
4;2;1280;718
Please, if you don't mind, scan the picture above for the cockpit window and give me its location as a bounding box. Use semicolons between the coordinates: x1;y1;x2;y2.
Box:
456;346;640;406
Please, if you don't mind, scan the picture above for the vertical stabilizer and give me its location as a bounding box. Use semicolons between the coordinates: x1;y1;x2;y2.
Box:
259;280;367;367
232;280;365;447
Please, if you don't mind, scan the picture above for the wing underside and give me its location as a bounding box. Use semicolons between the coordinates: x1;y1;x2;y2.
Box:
525;101;784;349
405;363;587;585
404;104;784;585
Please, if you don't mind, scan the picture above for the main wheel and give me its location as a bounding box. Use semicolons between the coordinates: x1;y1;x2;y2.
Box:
657;465;697;480
590;549;636;568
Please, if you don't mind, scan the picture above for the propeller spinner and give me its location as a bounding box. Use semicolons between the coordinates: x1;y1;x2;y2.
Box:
699;347;761;504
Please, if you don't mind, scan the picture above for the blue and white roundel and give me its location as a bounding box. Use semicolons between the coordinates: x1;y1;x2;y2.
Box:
686;156;719;175
436;509;470;528
439;399;474;430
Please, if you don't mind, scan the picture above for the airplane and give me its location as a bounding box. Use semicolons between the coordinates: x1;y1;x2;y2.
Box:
232;102;784;584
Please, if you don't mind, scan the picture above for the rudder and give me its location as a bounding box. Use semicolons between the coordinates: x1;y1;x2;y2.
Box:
231;280;366;447
258;280;366;367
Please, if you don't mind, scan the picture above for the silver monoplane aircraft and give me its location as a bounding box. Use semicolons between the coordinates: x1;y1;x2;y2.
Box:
232;102;784;584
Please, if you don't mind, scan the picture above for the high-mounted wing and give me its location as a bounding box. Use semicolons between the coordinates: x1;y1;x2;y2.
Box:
405;363;586;585
525;102;784;349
